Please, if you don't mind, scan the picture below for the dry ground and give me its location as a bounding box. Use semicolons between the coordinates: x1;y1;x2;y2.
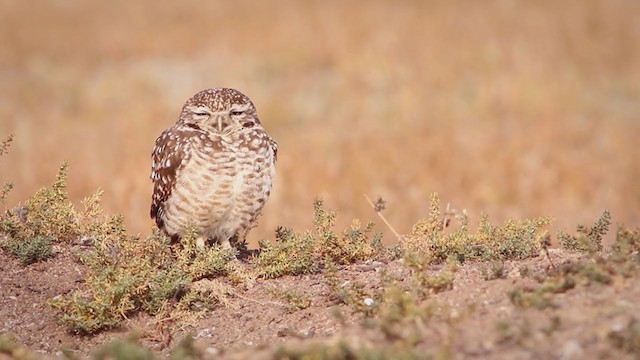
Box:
1;244;639;359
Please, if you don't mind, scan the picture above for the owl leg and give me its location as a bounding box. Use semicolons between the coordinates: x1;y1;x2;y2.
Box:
196;236;207;249
218;237;232;249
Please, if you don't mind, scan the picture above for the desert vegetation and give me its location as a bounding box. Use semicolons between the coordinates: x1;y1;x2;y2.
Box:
1;0;639;359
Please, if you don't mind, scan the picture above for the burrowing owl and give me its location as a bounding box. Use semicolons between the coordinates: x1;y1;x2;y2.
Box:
150;88;277;248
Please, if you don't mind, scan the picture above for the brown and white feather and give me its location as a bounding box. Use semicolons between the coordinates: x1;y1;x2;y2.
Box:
150;88;277;246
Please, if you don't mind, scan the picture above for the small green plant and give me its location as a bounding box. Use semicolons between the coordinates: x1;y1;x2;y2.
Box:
610;225;640;276
558;210;611;253
269;286;313;312
405;255;458;296
402;193;551;265
0;164;243;334
508;286;556;310
608;317;640;356
1;163;81;244
510;221;639;312
6;235;54;265
257;226;318;278
50;226;237;334
0;135;13;206
257;199;382;278
481;261;506;281
0;334;38;360
272;339;432;360
93;333;156;360
323;261;377;317
0;163;97;265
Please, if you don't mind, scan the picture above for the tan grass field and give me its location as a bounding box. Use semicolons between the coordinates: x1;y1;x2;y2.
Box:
1;0;639;244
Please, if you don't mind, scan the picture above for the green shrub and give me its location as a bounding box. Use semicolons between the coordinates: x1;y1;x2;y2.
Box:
50;226;237;334
558;210;611;253
402;193;551;265
6;235;54;265
257;199;382;278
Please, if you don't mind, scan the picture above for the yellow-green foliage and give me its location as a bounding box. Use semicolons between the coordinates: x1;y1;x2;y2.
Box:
257;199;382;278
0;164;239;334
273;339;431;360
1;163;80;244
508;276;576;310
78;333;205;360
510;224;640;310
481;261;507;281
0;135;13;206
404;255;458;297
50;225;237;334
374;285;436;326
0;163;93;264
558;210;611;253
610;225;640;276
93;334;156;360
269;286;313;312
403;193;551;265
0;334;38;360
5;235;53;265
608;317;640;356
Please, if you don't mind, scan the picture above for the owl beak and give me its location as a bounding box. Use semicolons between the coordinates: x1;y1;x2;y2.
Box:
217;116;223;133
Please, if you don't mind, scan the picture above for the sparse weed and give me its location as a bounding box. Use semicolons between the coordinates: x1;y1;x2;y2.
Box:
508;286;556;310
495;319;533;346
0;161;242;334
405;255;458;296
0;135;12;204
257;199;382;278
272;339;432;360
269;286;313;312
558;210;611;253
0;334;38;360
610;225;640;276
608;317;640;356
257;226;318;279
93;333;156;360
0;163;93;266
481;261;507;281
0;163;88;260
0;135;12;157
403;193;551;265
323;262;377;317
511;218;639;312
6;235;54;265
170;335;203;360
50;227;238;334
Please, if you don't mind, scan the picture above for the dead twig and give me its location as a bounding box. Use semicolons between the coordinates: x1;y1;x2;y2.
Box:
364;194;402;242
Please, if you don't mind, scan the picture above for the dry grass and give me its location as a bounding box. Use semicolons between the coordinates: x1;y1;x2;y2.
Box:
0;0;638;245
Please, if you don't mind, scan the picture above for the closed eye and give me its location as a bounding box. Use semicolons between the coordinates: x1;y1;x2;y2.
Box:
193;111;209;116
230;110;244;116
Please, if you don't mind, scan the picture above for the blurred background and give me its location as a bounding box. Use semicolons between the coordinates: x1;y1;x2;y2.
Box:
0;0;638;245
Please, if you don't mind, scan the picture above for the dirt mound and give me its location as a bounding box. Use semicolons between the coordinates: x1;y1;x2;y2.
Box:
2;245;639;359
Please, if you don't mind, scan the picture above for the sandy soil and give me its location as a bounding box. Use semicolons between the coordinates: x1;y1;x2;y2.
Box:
2;245;638;359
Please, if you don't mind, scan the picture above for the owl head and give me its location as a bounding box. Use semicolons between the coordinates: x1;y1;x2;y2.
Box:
178;88;260;133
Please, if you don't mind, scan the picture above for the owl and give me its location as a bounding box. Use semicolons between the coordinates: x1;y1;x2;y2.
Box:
150;88;277;248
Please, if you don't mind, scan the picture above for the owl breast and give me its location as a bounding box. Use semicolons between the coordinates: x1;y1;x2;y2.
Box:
161;131;276;242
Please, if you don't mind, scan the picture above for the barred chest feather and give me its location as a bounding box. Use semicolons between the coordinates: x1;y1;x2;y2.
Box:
161;129;276;241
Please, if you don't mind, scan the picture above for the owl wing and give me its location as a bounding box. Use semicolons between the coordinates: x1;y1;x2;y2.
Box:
269;137;278;161
150;128;191;230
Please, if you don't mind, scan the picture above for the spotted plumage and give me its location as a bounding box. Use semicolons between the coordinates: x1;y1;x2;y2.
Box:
151;88;277;247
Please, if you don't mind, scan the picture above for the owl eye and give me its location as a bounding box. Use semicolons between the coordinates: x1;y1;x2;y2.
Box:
230;110;244;116
193;110;209;117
